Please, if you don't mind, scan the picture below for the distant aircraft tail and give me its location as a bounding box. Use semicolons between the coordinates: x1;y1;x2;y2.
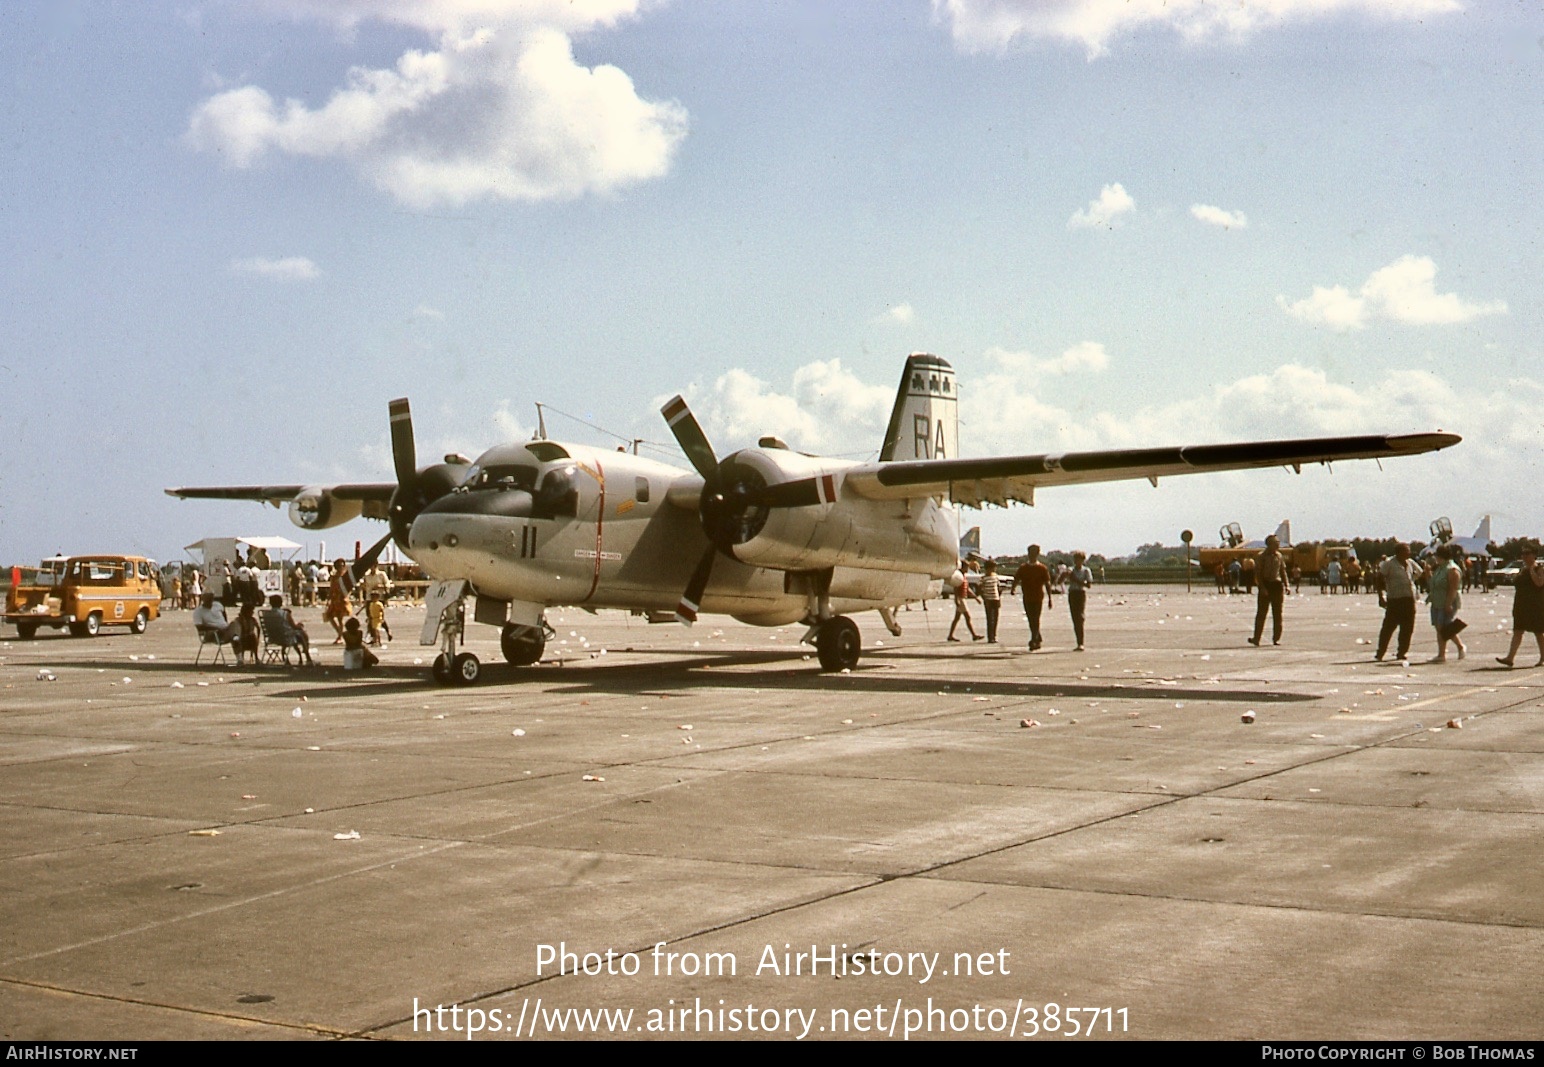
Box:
1274;519;1292;546
1473;515;1492;543
959;525;981;560
880;353;959;462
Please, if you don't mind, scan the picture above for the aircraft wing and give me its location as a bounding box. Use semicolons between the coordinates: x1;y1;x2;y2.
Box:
841;432;1460;507
165;484;396;504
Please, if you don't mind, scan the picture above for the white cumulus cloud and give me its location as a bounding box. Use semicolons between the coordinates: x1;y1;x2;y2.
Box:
678;359;896;455
1068;183;1134;230
1191;203;1248;229
229;255;321;281
881;303;917;325
1279;255;1506;331
187;4;687;207
986;341;1110;376
935;0;1461;59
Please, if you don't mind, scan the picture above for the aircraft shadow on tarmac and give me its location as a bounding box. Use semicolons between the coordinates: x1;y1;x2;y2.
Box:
9;648;1317;703
270;649;1316;703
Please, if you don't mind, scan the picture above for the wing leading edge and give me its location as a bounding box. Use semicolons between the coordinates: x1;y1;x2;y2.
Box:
842;432;1461;508
165;484;396;503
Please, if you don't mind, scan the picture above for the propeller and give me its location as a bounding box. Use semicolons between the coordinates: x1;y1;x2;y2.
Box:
376;396;467;567
659;395;838;624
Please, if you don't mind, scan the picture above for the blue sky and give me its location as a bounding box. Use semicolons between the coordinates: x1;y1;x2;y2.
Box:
1;0;1538;565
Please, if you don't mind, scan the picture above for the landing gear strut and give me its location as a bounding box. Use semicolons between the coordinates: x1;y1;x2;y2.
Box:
426;583;479;686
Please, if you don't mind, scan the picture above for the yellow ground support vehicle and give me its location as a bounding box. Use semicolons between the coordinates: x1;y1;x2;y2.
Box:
5;555;161;638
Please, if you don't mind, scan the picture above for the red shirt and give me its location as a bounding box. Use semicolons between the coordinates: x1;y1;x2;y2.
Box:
1013;562;1052;603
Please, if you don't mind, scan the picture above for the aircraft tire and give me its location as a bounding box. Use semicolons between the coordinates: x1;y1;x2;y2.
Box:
815;616;861;672
130;608;149;635
431;653;453;685
453;652;481;685
501;623;545;666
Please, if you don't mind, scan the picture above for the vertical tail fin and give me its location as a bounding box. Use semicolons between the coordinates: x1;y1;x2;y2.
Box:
1473;515;1492;543
959;525;981;560
879;353;959;462
1274;520;1292;547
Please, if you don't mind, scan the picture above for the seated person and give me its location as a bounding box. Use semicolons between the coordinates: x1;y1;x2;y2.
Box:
263;595;313;666
232;603;261;666
341;617;379;670
192;593;240;644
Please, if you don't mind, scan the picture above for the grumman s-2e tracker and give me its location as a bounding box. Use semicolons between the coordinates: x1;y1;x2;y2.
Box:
168;354;1459;685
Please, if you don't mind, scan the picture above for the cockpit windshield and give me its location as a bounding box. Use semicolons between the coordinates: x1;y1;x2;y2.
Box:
464;464;538;493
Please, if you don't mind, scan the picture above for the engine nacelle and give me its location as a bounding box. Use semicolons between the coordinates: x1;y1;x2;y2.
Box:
723;449;955;576
289;487;364;530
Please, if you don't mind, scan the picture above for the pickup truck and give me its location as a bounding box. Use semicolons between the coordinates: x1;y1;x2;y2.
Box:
5;555;161;638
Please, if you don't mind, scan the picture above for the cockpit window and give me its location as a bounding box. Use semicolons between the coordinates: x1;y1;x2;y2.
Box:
526;442;571;462
533;466;579;519
467;465;538;492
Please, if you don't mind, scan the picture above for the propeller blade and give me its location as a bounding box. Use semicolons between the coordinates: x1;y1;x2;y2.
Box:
389;398;418;491
675;545;716;625
744;473;839;509
344;532;394;596
660;395;720;482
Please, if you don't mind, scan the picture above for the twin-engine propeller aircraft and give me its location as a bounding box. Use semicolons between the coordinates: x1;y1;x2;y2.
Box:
168;354;1459;684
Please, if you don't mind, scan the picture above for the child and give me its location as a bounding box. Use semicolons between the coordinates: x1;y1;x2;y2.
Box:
233;603;261;666
342;617;379;669
366;592;392;646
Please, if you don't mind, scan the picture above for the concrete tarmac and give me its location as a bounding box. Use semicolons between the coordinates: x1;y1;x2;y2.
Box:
2;586;1540;1041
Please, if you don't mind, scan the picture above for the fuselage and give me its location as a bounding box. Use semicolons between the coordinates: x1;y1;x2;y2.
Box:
407;440;956;625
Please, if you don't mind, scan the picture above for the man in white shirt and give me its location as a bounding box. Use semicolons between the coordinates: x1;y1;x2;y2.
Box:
192;593;239;643
1376;543;1421;664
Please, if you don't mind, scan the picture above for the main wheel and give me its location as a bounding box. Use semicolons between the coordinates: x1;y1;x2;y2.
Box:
130;608;149;635
432;653;453;685
815;616;861;672
452;652;481;685
501;623;545;665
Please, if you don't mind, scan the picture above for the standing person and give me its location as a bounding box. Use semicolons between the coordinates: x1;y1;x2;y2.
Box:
324;558;353;644
1375;543;1422;665
1425;544;1466;663
366;592;393;646
1013;545;1053;651
1249;534;1287;646
1496;546;1544;668
1066;550;1093;651
978;560;1002;644
946;561;982;642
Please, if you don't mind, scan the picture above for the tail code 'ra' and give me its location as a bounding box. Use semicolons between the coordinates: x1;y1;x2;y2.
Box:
880;352;959;462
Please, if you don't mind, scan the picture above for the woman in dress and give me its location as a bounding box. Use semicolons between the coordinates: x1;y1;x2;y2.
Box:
1425;544;1466;663
1496;546;1544;668
324;557;353;643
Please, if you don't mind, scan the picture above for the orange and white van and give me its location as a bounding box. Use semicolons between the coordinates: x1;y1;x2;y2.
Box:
5;555;161;638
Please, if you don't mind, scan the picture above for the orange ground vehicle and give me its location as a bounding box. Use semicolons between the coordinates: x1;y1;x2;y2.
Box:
5;555;161;638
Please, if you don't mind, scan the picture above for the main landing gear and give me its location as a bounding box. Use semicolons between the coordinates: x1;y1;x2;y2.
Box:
798;573;864;672
500;622;549;666
811;615;862;672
